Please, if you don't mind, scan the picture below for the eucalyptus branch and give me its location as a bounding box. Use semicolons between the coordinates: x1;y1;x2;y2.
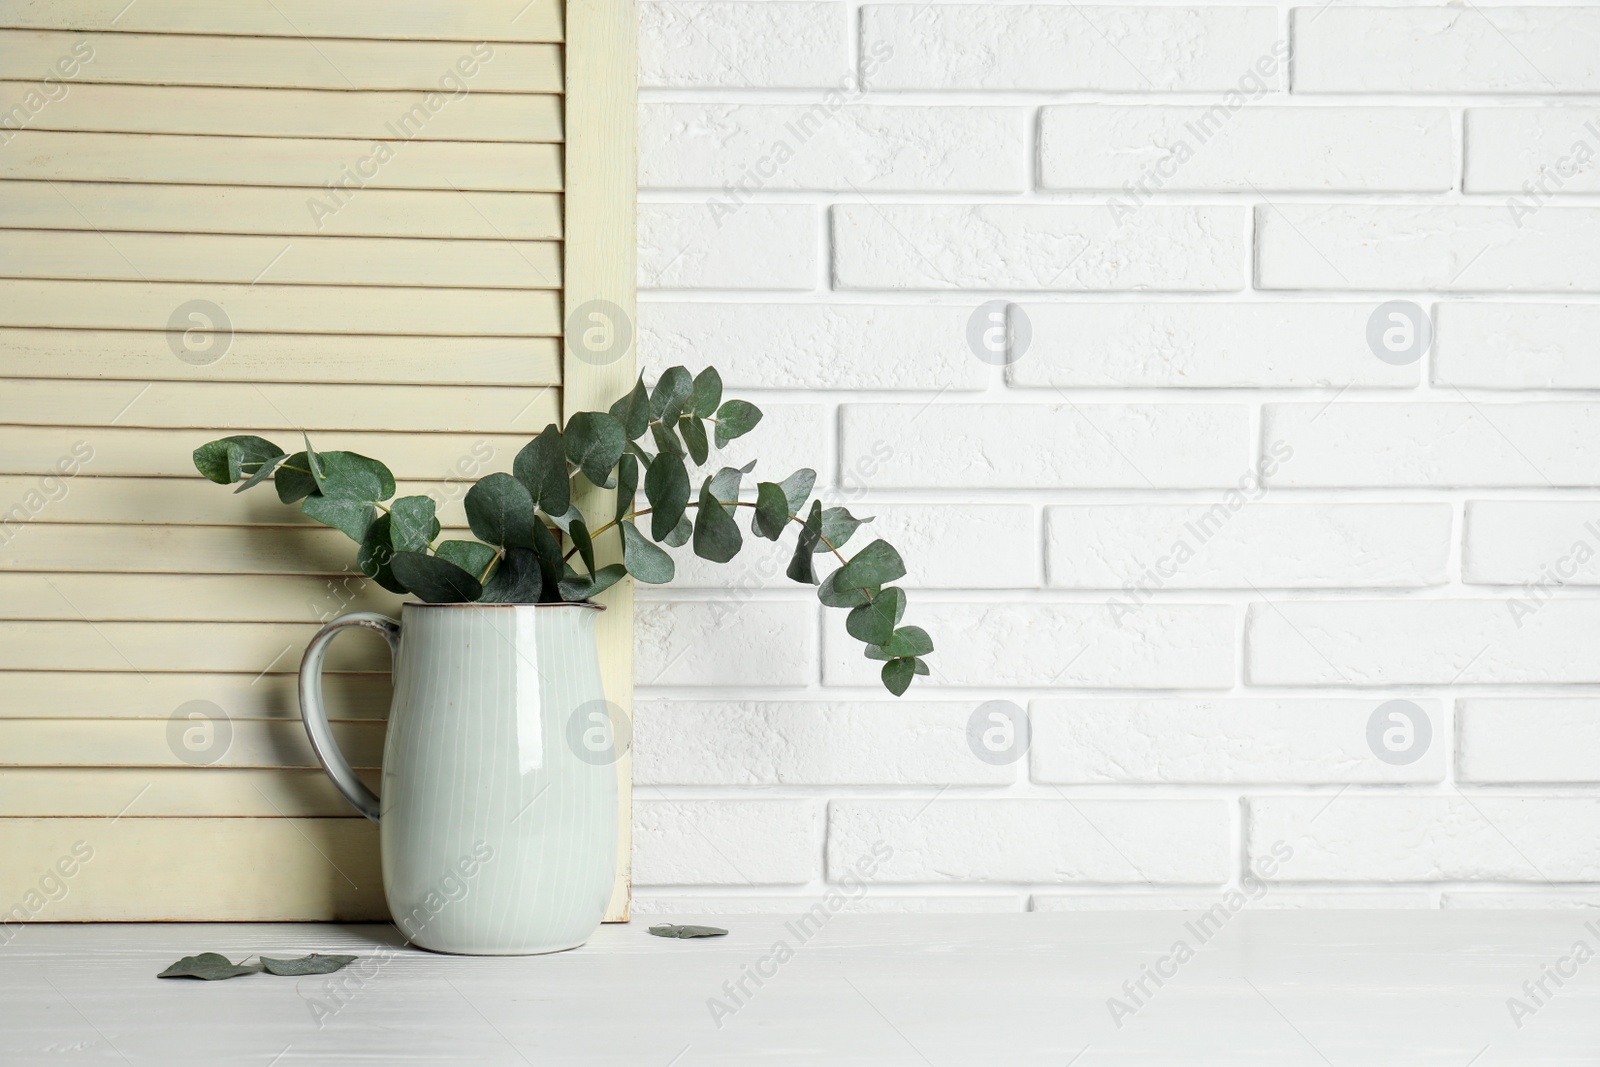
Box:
191;364;931;695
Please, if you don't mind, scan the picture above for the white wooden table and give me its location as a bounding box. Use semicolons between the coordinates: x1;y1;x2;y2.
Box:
2;911;1595;1064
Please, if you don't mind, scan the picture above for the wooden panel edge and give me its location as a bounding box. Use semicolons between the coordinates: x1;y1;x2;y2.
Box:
565;0;636;924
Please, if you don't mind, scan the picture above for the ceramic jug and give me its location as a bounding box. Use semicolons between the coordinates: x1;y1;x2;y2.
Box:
299;602;618;955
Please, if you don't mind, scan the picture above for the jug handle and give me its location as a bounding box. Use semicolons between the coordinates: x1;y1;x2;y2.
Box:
298;611;400;822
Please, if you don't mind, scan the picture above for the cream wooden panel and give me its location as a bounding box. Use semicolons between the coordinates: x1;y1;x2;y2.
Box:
0;768;384;816
0;672;391;720
0;232;560;288
2;0;638;924
0;184;563;240
0;330;562;385
0;622;393;672
0;281;561;334
0;477;481;526
0;83;563;140
1;131;562;190
0;720;385;768
567;0;637;923
0;428;535;477
0;1;563;43
0;381;558;431
0;32;561;91
0;571;410;615
0;818;385;920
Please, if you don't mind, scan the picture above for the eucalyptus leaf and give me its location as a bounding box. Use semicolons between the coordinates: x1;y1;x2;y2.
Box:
157;953;261;981
434;540;499;584
261;954;358;977
464;473;536;549
644;451;690;541
882;657;915;697
357;515;406;593
620;520;674;584
815;507;872;554
650;421;683;458
778;468;816;514
818;568;876;608
232;451;287;493
314;452;395;503
301;493;376;542
609;376;651;440
690;367;723;419
680;415;709;465
530;521;565;601
274;451;318;503
846;587;905;646
302;432;325;490
648;924;728;939
866;625;934;660
564;411;626;490
558;562;627;601
786;500;823;584
662;513;692;548
650;366;693;422
389;495;438;554
615;453;640;525
752;482;790;541
513;425;569;517
193;435;283;485
913;657;930;676
480;545;543;603
692;477;742;563
713;399;762;447
834;539;905;591
707;461;755;511
390;551;483;603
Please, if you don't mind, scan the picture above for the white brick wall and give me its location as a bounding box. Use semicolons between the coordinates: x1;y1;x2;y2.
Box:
631;2;1600;914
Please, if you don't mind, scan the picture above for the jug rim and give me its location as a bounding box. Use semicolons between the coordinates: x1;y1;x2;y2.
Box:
400;601;607;611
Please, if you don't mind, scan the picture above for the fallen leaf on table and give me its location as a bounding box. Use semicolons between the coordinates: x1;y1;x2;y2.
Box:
157;953;262;981
262;954;359;976
649;924;728;939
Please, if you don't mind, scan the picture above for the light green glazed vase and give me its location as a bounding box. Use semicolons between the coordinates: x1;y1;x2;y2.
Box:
299;602;619;955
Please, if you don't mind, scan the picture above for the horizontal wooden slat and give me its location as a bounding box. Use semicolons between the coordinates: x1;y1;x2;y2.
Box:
0;0;562;43
0;621;392;671
0;427;535;477
0;230;561;289
0;767;382;816
0;183;563;240
0;672;391;719
0;83;563;141
0;477;484;527
0;818;385;920
0;32;562;91
0;571;410;615
0;719;384;768
0;380;558;431
0;329;562;385
0;131;562;191
0;280;561;334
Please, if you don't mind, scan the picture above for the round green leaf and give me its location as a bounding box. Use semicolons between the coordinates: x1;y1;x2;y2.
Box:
786;500;824;584
357;515;406;593
692;477;742;563
713;399;762;447
815;507;873;554
193;435;283;485
650;366;693;421
620;519;675;584
464;473;537;549
690;367;722;419
644;451;690;540
752;482;790;541
881;657;915;697
680;415;709;465
434;539;499;584
845;587;905;646
513;424;570;517
389;495;438;554
390;551;483;603
609;376;651;440
274;451;318;503
564;411;626;489
834;539;906;590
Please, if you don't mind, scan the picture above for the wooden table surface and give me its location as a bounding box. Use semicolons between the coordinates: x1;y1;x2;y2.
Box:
2;910;1596;1064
